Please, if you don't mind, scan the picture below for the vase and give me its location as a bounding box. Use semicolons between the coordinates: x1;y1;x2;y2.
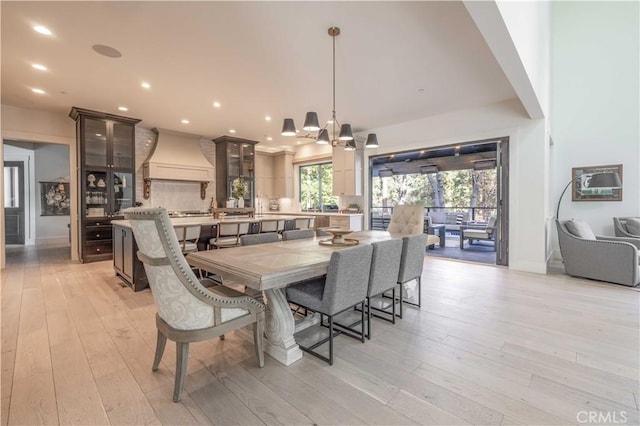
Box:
237;198;244;208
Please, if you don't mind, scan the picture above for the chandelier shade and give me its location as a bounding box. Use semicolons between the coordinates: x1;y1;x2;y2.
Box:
280;26;379;150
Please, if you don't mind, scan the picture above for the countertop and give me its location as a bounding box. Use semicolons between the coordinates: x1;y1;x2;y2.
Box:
261;211;363;217
111;214;316;228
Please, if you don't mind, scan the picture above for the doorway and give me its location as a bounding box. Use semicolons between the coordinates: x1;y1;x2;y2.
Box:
4;161;25;245
368;138;509;266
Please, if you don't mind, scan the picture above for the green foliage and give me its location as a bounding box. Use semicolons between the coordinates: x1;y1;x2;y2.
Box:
300;162;338;210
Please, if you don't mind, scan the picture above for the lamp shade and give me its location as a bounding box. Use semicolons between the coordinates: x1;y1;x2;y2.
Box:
302;112;320;131
365;133;379;148
281;118;297;136
338;124;353;140
587;172;622;188
316;129;330;144
344;139;356;151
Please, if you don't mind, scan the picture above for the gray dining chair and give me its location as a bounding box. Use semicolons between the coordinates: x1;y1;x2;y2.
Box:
397;233;428;316
124;207;265;402
286;244;373;365
365;238;403;337
240;232;280;246
282;229;315;241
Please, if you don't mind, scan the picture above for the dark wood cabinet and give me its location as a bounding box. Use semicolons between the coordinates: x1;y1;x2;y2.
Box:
70;107;141;263
213;136;258;208
113;224;148;291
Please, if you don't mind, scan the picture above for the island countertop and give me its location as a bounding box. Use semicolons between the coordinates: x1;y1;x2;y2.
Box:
111;214;316;228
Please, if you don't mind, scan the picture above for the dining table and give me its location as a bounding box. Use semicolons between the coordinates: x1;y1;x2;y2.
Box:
186;230;399;365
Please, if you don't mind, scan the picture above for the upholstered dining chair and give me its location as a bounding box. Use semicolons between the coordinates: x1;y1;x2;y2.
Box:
124;207;265;402
286;244;373;364
365;238;404;337
210;222;250;248
260;218;285;234
240;232;279;246
387;205;425;234
397;233;428;316
282;229;315;241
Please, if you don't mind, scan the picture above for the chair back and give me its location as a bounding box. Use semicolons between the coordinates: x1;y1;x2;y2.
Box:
321;244;373;315
240;232;279;246
294;218;311;230
368;239;403;297
282;229;315;241
260;219;278;233
614;217;640;237
173;225;201;253
238;222;251;236
218;222;240;238
387;205;425;234
398;234;428;284
124;208;219;330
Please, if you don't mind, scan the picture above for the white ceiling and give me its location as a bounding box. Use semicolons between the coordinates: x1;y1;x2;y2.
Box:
1;1;517;150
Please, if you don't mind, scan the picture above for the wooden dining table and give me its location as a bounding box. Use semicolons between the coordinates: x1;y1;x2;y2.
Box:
186;230;398;365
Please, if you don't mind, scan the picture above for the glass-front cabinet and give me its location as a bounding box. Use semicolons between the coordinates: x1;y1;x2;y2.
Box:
70;107;141;263
213;136;257;208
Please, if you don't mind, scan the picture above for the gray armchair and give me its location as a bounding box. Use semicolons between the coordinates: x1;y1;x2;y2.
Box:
557;220;640;287
613;217;640;238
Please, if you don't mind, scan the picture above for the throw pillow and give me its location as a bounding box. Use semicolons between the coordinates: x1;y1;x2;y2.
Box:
626;218;640;236
565;220;596;240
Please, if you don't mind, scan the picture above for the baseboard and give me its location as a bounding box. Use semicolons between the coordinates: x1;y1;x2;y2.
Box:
36;237;70;246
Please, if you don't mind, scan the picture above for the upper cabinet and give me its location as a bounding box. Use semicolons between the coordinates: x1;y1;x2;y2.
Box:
70;107;141;263
273;152;294;198
255;151;274;197
332;147;362;196
213;136;258;207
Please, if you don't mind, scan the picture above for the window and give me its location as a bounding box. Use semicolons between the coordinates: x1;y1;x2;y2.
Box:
299;162;338;211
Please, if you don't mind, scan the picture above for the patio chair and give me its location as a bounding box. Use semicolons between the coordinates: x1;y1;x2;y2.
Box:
124;207;265;401
557;219;639;287
460;216;497;250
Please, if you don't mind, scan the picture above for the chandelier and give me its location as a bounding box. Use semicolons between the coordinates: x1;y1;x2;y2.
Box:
281;27;379;151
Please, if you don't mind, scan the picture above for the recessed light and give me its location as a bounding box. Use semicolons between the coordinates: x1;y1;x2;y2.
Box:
141;82;151;89
265;115;271;121
31;88;45;94
181;119;190;124
213;101;221;108
266;136;273;141
229;129;236;134
96;133;102;137
32;64;47;71
118;106;128;111
33;25;52;35
92;44;122;58
296;141;302;144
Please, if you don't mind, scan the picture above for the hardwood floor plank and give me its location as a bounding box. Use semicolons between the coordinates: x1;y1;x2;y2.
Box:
1;398;9;426
183;366;265;425
529;375;639;425
145;383;212;425
336;342;504;425
387;389;471;425
95;367;157;425
576;351;640;381
8;371;58;425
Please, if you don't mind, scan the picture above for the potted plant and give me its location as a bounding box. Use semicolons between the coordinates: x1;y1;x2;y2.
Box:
347;203;360;212
232;178;247;208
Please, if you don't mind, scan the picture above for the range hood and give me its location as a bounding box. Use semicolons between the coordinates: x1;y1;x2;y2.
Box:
143;128;214;182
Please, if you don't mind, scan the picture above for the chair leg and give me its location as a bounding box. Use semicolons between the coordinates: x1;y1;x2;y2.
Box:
173;342;189;402
360;302;365;343
152;330;167;371
398;283;404;319
328;316;334;365
391;287;396;324
366;297;372;340
404;277;422;308
254;316;265;367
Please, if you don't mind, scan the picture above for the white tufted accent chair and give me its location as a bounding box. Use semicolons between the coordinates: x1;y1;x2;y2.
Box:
124;207;265;402
387;205;425;235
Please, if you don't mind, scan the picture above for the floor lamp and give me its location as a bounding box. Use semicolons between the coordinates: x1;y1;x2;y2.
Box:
555;172;622;220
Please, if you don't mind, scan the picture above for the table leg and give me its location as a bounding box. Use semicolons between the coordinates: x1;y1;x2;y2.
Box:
263;288;303;365
439;226;445;247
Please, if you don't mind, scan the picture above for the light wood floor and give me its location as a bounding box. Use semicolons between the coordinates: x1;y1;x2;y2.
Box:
2;245;639;425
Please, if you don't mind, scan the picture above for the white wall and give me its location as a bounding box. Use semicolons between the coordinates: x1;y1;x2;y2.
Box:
364;99;549;273
551;1;640;254
34;144;70;245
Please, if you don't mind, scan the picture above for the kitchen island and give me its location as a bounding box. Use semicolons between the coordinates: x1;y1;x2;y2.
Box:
111;214;315;291
261;211;363;231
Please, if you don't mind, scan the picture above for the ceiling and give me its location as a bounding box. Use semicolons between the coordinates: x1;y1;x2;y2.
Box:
1;1;517;151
